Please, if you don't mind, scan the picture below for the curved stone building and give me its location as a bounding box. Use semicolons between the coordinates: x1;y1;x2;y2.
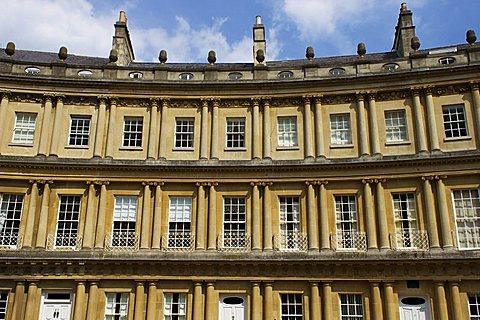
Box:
0;3;478;320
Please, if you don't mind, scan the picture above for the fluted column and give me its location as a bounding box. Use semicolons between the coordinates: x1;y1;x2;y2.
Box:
86;281;98;320
471;84;480;143
200;100;209;160
306;182;319;250
322;282;333;320
251;182;261;250
94;97;107;158
147;99;159;159
411;90;428;153
362;179;378;250
49;96;64;156
73;281;86;320
193;282;204;320
313;96;325;159
83;182;97;249
357;95;369;156
367;94;381;155
105;98;117;158
35;180;52;248
424;88;440;151
422;177;440;249
303;96;314;159
207;183;218;250
384;282;396;320
23;181;39;248
151;183;164;249
12;280;25;320
210;99;219;160
141;183;153;249
0;92;11;149
262;98;272;159
435;282;448;320
134;281;145;320
310;282;320;320
370;282;383;320
252;99;261;159
205;282;215;320
263;183;273;250
319;181;330;251
263;282;273;320
158;99;169;159
38;95;53;155
450;282;463;320
375;179;390;250
435;177;453;249
146;281;157;320
94;182;109;249
196;183;206;250
251;282;261;319
24;281;38;320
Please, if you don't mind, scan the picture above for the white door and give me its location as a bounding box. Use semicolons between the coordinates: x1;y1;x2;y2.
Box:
219;295;246;320
399;296;431;320
40;293;72;320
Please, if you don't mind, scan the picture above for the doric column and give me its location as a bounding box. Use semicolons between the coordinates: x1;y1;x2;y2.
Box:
151;183;164;249
252;98;261;159
263;282;273;320
263;98;272;159
200;100;209;160
471;83;480;143
263;182;273;250
94;182;109;249
422;177;440;249
411;89;428;153
49;96;64;156
424;88;440;151
322;282;333;320
205;282;215;320
147;99;159;159
82;182;97;249
23;181;39;248
357;94;369;156
105;98;117;158
38;94;53;156
450;282;463;320
93;97;107;158
86;281;98;320
141;182;153;249
384;282;396;320
362;179;378;250
24;281;38;320
134;281;145;320
370;282;383;320
435;176;453;249
435;282;448;320
303;96;314;159
146;281;157;320
196;183;206;250
367;94;381;155
0;92;11;149
35;180;52;248
207;183;218;250
251;182;261;250
318;181;330;250
158;99;169;159
313;96;325;159
251;282;261;319
375;179;390;250
209;99;220;160
73;281;86;320
12;280;25;320
193;282;204;320
310;282;320;320
306;181;319;250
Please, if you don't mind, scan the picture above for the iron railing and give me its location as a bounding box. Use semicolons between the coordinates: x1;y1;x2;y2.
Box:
392;230;429;251
274;232;308;251
162;232;195;251
218;232;251;252
333;231;367;252
105;232;139;252
46;233;82;251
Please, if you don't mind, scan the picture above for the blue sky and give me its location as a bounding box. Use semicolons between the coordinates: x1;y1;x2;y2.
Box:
0;0;478;63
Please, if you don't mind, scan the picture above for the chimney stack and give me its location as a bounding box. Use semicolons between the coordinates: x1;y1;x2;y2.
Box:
253;15;266;66
392;3;417;57
111;11;135;66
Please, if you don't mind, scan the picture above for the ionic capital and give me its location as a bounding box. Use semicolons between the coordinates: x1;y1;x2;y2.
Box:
470;82;479;91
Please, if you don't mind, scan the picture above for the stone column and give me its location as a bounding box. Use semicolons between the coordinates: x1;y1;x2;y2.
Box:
83;182;97;249
375;179;390;250
313;96;325;159
94;182;109;249
450;282;463;320
411;90;428;153
424;88;440;151
357;95;369;156
94;97;107;158
141;183;153;249
193;282;204;320
12;280;25;320
24;282;39;320
384;282;396;320
422;177;440;249
435;177;453;249
205;282;215;320
362;179;378;250
367;94;381;156
251;182;261;250
471;84;480;144
86;281;98;320
134;281;145;320
435;282;448;320
306;182;319;250
303;96;314;159
73;281;86;320
263;183;273;250
252;99;261;159
310;282;320;320
251;282;261;320
207;183;218;250
105;98;117;158
263;98;272;159
49;96;64;156
146;281;157;320
263;282;273;320
23;181;39;248
151;183;164;249
35;181;51;248
210;99;220;160
318;181;330;250
0;92;11;148
200;100;209;160
147;99;159;159
158;99;169;159
38;95;53;156
370;282;383;320
196;183;206;250
322;282;333;320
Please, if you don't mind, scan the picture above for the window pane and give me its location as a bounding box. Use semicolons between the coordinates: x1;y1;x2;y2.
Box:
174;118;194;148
339;294;363;319
0;194;23;247
453;189;480;249
12;113;36;144
226;118;245;148
280;294;303;319
55;195;81;247
277;117;298;147
69;116;91;146
330;114;351;145
443;105;468;139
385;110;408;142
123;117;143;147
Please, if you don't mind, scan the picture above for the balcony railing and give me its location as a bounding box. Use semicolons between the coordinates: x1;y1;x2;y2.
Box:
392;230;429;251
274;232;308;251
333;231;367;252
218;232;251;252
0;232;22;249
46;234;82;251
162;232;195;251
105;231;139;252
455;226;480;250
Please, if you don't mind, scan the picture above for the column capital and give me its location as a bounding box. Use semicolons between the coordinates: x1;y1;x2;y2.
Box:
160;98;170;107
211;98;221;107
470;82;480;91
410;87;422;96
302;95;312;104
263;281;274;287
43;93;54;102
206;182;219;187
423;86;435;95
355;92;366;101
142;181;160;186
306;180;328;186
195;181;209;187
312;95;323;104
201;98;210;107
368;281;381;286
308;281;320;287
193;281;203;287
321;281;333;286
251;97;260;106
29;179;53;185
367;92;377;101
97;95;109;103
54;94;66;104
149;97;160;106
362;178;374;184
251;281;261;286
93;180;110;186
422;175;447;181
0;90;11;99
260;96;272;103
383;281;395;286
135;280;145;285
373;178;387;184
147;281;157;287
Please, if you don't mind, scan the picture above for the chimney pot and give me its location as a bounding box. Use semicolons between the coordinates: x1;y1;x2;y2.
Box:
119;11;127;23
401;3;408;12
256;16;262;25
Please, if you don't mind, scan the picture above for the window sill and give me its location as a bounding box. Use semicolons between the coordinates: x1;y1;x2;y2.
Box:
119;147;143;151
8;143;34;147
172;147;194;152
276;146;300;151
64;145;90;150
224;148;247;152
385;140;411;146
443;136;471;142
330;144;354;149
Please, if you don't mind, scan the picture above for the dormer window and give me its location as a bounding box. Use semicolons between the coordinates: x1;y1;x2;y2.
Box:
179;73;194;80
25;67;40;75
329;68;346;76
438;57;456;65
383;63;399;72
129;72;143;79
77;70;93;78
228;72;243;80
278;71;293;79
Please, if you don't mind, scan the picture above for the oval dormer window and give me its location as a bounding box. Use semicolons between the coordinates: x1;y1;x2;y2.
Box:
228;72;243;80
401;297;426;305
179;73;194;80
77;70;93;77
329;68;346;76
383;63;399;72
129;72;143;79
438;57;456;65
278;71;293;79
222;297;244;305
25;67;40;74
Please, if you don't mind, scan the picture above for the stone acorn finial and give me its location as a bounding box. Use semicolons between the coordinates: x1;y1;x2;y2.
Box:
5;42;15;56
109;49;118;63
256;49;265;63
467;29;477;44
400;3;407;12
159;50;167;64
58;46;68;60
306;47;314;60
357;42;366;57
208;50;216;64
411;36;420;51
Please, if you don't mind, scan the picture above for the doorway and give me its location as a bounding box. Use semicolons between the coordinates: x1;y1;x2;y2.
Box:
219;295;246;320
39;292;72;320
399;296;431;320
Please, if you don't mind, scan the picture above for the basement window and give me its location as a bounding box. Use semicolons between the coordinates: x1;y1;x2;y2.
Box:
438;57;456;65
25;67;40;74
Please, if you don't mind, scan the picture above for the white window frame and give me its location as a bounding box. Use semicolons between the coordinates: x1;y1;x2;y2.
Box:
452;189;480;250
54;195;81;248
168;197;192;248
174;118;194;149
12;112;36;144
277;117;298;147
393;193;418;247
226;118;245;149
443;104;468;139
105;293;128;320
68;116;91;146
335;195;358;249
339;294;364;319
279;196;301;250
385;110;408;142
469;294;480;319
280;293;303;319
164;293;187;320
330;114;352;145
223;197;247;247
0;194;23;248
112;196;138;247
122;117;143;148
0;291;8;320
